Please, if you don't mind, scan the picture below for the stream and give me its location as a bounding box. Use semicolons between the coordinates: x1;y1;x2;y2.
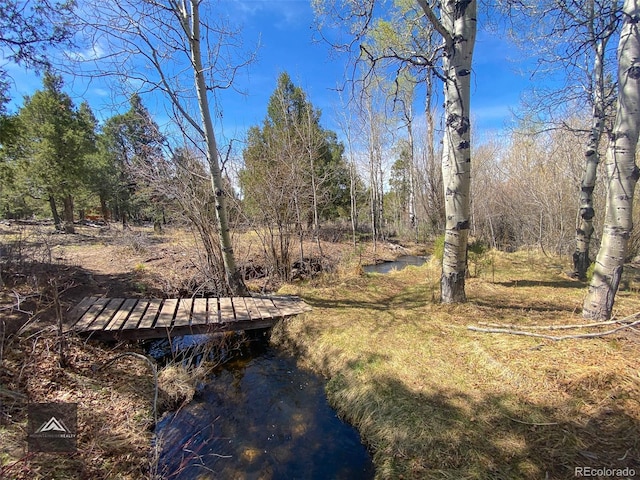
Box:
152;336;375;479
363;254;427;274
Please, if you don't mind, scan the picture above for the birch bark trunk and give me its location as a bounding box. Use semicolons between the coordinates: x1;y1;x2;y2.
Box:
583;0;640;319
573;3;617;280
186;0;248;296
573;75;605;280
438;0;476;303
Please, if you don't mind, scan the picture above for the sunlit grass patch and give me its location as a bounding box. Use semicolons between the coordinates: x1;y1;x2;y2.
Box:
273;249;640;479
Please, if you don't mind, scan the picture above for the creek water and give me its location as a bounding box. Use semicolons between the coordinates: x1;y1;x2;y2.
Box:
152;336;375;479
363;254;427;274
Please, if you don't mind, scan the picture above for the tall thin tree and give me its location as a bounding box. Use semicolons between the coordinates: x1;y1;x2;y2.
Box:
72;0;251;295
315;0;477;302
421;0;477;302
583;0;640;320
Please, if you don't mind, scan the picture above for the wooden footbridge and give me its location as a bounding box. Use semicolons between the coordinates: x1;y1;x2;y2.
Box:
66;296;311;341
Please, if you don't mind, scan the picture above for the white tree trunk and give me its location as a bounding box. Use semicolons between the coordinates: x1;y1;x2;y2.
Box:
406;106;417;235
187;0;248;296
573;80;604;279
438;0;477;303
573;6;616;280
583;0;640;320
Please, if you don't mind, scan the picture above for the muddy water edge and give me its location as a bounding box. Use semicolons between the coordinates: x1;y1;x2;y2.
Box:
148;332;375;479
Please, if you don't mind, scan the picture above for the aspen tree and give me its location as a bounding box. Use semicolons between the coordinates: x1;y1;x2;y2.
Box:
429;0;477;302
71;0;251;295
583;0;640;320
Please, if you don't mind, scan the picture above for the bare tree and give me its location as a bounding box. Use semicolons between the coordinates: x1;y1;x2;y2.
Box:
71;0;250;295
583;0;640;320
414;75;444;237
424;1;477;302
315;0;477;302
334;91;363;248
573;1;620;280
500;0;621;279
363;83;387;251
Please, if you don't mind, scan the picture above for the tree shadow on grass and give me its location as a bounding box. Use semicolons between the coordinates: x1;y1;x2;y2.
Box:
329;367;640;479
471;299;577;314
495;280;585;289
302;278;435;315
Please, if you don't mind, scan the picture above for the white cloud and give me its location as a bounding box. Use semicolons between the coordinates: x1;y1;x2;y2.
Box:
65;42;107;62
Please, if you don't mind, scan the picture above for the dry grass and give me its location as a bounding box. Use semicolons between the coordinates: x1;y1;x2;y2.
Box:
3;221;638;478
0;334;155;479
273;249;640;479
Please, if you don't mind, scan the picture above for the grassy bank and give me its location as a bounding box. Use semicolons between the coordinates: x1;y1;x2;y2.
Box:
0;222;410;478
272;250;640;479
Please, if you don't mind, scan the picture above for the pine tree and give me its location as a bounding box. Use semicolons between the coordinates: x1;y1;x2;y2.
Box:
16;72;96;232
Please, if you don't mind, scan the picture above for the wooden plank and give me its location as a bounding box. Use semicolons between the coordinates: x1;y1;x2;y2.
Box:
271;299;296;316
253;297;282;319
232;297;252;321
87;298;125;331
244;296;262;320
248;297;268;317
138;298;162;329
155;298;178;328
192;298;208;325
209;298;221;324
173;298;193;327
121;300;150;330
273;297;309;316
105;298;139;330
66;296;99;328
73;298;110;331
219;297;235;324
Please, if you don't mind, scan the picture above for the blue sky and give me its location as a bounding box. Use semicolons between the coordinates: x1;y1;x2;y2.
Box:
5;0;535;145
214;0;532;142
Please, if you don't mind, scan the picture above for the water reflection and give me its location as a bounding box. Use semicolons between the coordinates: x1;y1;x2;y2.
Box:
156;341;375;479
363;255;427;274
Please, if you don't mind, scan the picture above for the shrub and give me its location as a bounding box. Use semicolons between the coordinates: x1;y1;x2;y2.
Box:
433;234;445;261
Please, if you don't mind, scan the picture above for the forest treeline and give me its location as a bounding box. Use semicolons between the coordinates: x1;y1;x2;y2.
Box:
2;73;622;264
0;0;638;320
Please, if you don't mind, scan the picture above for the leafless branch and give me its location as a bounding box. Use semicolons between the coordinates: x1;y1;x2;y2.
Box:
468;316;640;341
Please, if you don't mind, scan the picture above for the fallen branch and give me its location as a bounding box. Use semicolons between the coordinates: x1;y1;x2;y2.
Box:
0;290;38;315
506;415;558;426
477;317;637;331
467;319;640;341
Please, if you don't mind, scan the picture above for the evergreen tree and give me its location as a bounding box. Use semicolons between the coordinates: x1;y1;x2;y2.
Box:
97;94;166;226
15;72;96;232
241;72;350;277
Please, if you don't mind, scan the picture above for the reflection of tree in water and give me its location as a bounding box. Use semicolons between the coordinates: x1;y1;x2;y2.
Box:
156;345;374;480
